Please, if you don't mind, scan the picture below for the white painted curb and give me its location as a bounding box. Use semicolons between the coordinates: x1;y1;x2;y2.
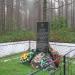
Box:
0;41;75;57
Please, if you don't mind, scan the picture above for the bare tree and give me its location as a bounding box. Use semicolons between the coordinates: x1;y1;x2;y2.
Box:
15;0;21;30
20;0;27;30
0;0;5;33
6;0;13;31
58;0;64;16
71;0;75;28
64;0;68;25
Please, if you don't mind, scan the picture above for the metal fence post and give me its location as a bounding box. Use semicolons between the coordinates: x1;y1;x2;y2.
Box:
63;56;66;75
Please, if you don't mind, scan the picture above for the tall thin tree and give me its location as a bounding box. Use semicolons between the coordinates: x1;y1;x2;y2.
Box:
0;0;5;33
15;0;21;30
6;0;13;31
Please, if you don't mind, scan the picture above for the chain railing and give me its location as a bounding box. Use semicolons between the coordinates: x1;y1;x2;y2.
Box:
53;49;75;75
27;49;75;75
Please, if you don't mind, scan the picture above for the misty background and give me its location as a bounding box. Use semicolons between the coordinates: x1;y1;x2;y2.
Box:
0;0;75;43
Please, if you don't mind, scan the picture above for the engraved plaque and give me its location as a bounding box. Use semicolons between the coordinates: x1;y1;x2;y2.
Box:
37;22;49;52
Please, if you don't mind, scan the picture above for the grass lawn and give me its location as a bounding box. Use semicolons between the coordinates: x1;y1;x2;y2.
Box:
0;54;49;75
0;54;75;75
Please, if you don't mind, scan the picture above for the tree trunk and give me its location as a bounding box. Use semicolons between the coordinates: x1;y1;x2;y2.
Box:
6;0;13;31
15;0;21;30
0;0;5;33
